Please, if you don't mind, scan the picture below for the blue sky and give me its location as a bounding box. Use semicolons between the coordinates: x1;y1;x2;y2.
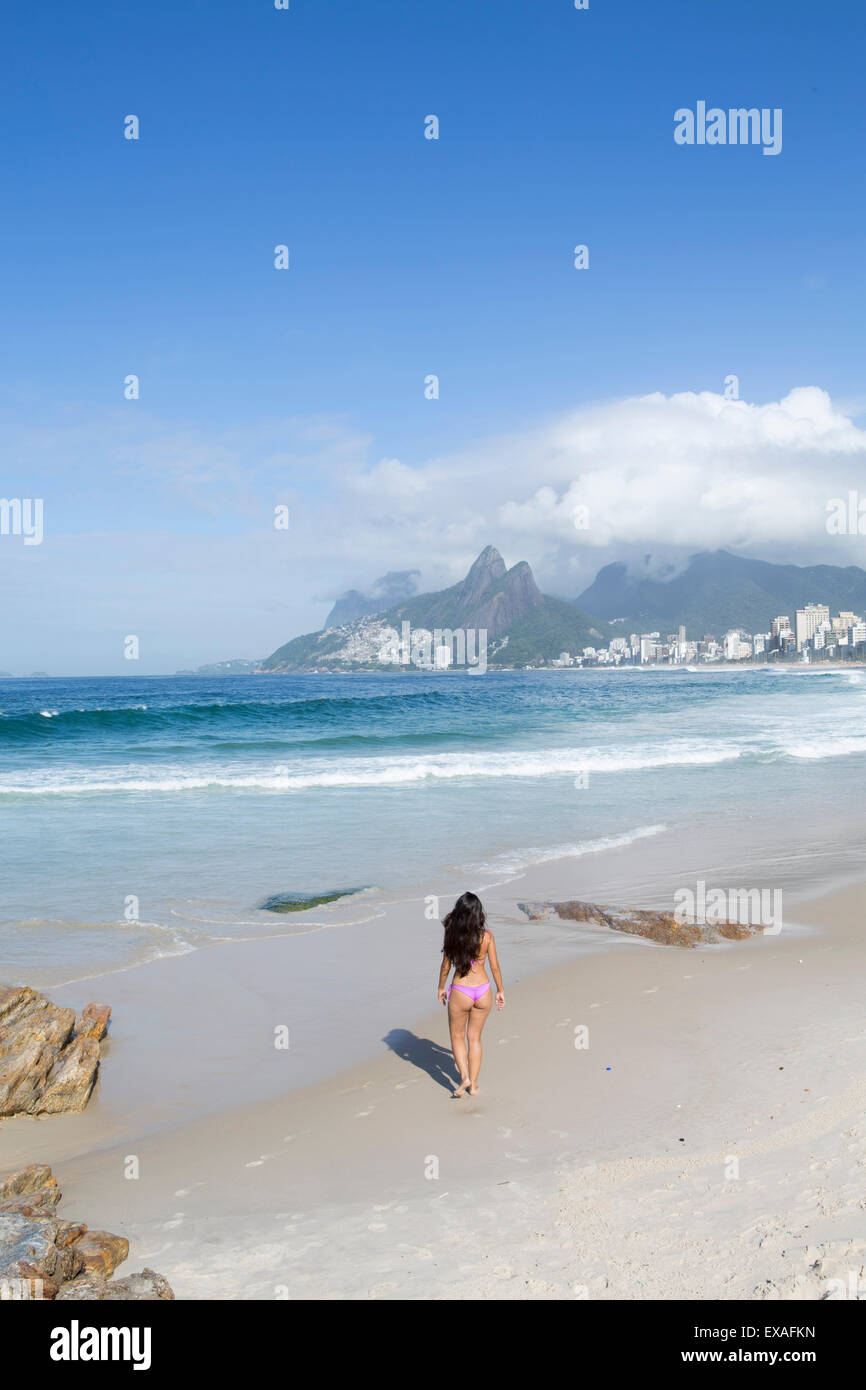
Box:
2;0;865;672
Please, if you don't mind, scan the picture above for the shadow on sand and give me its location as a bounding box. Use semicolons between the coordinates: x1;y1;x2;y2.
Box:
382;1029;458;1092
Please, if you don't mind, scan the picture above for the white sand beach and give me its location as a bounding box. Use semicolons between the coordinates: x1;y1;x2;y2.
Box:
2;875;864;1301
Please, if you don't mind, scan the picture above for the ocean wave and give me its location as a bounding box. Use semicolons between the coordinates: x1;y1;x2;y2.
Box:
0;690;455;742
0;743;741;795
466;823;668;875
787;736;866;760
205;727;497;753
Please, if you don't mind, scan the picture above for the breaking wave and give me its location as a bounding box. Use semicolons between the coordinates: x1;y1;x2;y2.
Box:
0;743;741;796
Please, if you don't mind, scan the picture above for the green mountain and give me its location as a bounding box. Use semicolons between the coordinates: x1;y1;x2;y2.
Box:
576;550;866;636
262;546;609;670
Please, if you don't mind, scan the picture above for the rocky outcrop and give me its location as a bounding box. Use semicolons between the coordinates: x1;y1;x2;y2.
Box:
0;1165;173;1301
0;985;111;1118
76;1003;111;1040
518;899;756;948
71;1230;130;1278
55;1269;174;1301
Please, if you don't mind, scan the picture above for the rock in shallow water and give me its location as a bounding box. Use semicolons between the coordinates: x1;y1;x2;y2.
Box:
518;899;756;948
260;887;365;913
0;985;110;1118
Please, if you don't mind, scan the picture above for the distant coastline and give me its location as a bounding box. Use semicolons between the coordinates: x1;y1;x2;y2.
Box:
4;660;865;680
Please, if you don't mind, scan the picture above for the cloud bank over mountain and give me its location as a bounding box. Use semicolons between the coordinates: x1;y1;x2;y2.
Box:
497;386;865;552
333;385;866;599
4;386;866;671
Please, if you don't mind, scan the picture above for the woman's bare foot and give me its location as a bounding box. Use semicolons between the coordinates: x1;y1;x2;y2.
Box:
468;1084;480;1095
453;1076;470;1097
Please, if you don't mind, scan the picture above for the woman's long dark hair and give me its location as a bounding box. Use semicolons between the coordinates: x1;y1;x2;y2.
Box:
442;891;486;978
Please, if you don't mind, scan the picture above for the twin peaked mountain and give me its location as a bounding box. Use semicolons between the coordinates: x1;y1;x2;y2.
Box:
261;547;608;670
261;545;866;671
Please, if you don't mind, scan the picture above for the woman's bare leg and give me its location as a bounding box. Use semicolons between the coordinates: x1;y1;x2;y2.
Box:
448;991;473;1094
467;991;493;1092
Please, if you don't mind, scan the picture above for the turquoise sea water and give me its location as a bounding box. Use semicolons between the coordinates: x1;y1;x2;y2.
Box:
2;668;865;985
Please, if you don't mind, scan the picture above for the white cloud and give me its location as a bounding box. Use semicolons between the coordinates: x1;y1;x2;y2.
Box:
490;387;866;551
351;456;432;500
5;386;866;672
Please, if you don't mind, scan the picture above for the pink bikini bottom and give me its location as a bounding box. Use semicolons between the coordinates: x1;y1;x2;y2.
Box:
449;982;491;1002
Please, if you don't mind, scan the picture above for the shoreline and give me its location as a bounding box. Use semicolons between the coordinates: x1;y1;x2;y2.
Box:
5;661;865;681
2;875;864;1299
1;824;856;1127
261;661;866;674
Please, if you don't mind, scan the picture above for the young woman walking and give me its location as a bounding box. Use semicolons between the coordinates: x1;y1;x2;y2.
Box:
437;892;505;1096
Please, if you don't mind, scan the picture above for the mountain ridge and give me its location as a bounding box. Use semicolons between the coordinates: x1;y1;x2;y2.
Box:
575;549;866;636
260;546;866;672
262;547;608;670
323;570;420;629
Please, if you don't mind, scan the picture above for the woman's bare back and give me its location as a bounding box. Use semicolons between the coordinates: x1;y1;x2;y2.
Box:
452;928;492;984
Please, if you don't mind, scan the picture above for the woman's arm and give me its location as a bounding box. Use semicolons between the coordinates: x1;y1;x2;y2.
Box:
437;954;451;1004
486;931;506;1009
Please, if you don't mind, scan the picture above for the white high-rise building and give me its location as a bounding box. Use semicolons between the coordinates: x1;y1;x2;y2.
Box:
639;633;660;663
794;604;830;651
